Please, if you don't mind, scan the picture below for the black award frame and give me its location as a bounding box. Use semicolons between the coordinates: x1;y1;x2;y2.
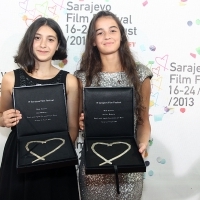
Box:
84;87;146;193
13;83;78;173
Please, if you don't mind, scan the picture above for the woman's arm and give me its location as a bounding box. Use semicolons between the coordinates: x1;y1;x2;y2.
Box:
0;71;22;127
66;74;80;143
136;78;151;158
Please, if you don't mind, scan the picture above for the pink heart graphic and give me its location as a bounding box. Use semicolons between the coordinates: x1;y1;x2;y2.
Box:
190;53;196;58
142;1;148;6
19;0;28;11
180;108;185;113
152;66;160;77
155;55;168;71
48;5;57;15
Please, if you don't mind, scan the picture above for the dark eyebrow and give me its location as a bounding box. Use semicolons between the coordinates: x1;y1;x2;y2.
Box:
95;26;118;32
35;33;57;39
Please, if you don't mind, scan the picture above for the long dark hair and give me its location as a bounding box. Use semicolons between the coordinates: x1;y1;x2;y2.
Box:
77;11;144;124
14;17;67;73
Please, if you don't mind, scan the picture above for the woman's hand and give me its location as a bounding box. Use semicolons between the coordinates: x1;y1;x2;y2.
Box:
79;113;84;130
138;143;148;158
1;109;22;128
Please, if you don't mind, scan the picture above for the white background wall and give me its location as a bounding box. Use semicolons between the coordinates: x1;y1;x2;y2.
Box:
0;0;200;199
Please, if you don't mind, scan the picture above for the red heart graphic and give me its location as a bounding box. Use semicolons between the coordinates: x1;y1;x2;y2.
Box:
180;108;185;113
155;55;168;71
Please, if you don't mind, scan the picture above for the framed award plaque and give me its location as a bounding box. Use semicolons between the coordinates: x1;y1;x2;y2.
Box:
13;83;78;173
84;87;146;174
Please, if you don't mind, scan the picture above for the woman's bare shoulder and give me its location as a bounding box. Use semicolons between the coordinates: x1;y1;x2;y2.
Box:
1;71;15;86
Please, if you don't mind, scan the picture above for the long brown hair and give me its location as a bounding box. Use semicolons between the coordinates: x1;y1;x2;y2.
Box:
77;11;144;124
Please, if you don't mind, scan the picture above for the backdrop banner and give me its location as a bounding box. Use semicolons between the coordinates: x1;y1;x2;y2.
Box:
0;0;200;199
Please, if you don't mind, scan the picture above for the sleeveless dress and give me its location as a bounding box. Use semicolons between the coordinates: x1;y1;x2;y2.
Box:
75;64;153;200
0;69;79;200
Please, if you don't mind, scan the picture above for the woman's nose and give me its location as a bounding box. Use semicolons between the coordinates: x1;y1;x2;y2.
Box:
104;32;111;40
40;39;47;48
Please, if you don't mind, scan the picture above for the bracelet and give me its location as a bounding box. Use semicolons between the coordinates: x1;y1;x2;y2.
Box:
25;138;65;163
91;142;131;166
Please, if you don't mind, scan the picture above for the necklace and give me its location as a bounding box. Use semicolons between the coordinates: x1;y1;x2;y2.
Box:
25;138;65;163
91;142;131;166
